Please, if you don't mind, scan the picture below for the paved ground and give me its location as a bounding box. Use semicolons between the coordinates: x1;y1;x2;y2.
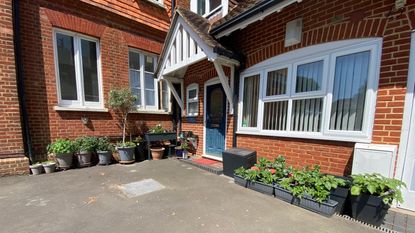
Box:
0;159;381;233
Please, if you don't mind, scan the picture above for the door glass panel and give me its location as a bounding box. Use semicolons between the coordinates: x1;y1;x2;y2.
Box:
56;33;77;100
209;87;223;128
81;39;99;102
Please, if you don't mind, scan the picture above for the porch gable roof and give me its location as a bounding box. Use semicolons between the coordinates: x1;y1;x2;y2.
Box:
155;8;239;79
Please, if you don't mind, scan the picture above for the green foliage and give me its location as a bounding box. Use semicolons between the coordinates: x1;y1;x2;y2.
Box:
279;165;345;203
350;173;406;204
41;160;56;165
180;140;191;151
74;136;98;152
96;137;115;152
148;124;166;134
47;139;75;154
116;141;136;148
108;88;137;144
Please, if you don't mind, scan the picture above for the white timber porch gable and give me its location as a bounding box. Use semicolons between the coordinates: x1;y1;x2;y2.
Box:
156;10;240;116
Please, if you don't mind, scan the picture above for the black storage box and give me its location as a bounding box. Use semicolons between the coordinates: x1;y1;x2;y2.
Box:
222;148;257;177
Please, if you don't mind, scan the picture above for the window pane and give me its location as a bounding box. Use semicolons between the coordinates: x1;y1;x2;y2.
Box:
197;0;206;15
145;55;154;72
56;33;77;100
132;88;141;106
209;0;221;11
291;98;323;132
242;75;260;127
145;73;155;90
162;91;169;110
145;90;155;106
129;70;140;88
81;39;99;102
330;51;370;131
266;68;287;96
188;102;198;115
263;101;288;131
296;60;323;93
188;89;197;99
129;51;140;70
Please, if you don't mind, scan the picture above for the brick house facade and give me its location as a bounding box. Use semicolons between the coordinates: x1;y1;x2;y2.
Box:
0;0;175;175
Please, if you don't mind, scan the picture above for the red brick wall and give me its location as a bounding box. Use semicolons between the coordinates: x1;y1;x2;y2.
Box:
215;0;415;175
19;0;173;159
0;0;25;159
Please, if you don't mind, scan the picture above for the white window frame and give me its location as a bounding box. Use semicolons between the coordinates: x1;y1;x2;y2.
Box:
128;48;159;111
186;83;199;116
237;38;382;143
53;28;104;109
190;0;227;18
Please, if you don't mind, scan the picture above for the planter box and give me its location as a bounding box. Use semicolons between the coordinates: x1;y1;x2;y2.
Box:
144;132;177;142
350;194;390;226
274;185;338;217
233;175;248;188
247;180;274;196
329;186;350;214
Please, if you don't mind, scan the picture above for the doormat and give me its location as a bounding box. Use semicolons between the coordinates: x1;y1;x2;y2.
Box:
120;179;165;198
192;158;218;165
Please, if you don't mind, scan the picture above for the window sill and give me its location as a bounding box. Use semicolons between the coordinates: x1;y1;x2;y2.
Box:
235;130;372;143
54;106;109;112
143;0;164;8
130;109;171;115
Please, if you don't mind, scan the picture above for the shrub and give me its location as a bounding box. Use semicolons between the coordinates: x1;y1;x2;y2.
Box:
96;137;114;152
47;139;75;154
350;173;406;204
74;136;98;152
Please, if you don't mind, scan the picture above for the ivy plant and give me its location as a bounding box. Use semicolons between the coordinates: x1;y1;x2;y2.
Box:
350;173;406;204
47;139;75;154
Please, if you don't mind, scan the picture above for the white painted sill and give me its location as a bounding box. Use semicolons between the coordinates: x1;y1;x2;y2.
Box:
54;106;109;112
130;109;171;115
235;130;372;143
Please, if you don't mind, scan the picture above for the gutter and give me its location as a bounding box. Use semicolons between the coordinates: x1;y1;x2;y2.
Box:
211;0;299;37
12;0;34;163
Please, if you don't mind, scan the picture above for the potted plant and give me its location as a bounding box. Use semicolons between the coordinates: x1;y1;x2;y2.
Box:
349;173;406;226
133;136;146;162
47;139;75;169
180;140;190;159
147;124;168;160
42;161;56;174
328;175;352;215
74;136;97;167
29;162;43;175
278;166;344;217
96;137;114;165
108;88;137;164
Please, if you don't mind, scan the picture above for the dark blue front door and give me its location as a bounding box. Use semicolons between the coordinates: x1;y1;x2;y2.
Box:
205;83;226;157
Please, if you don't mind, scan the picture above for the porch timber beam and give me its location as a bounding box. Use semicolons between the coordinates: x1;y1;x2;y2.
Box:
163;77;185;115
213;60;234;114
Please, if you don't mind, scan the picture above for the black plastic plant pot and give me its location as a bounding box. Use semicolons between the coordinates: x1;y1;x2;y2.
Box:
97;151;112;165
234;175;248;187
329;186;350;214
274;184;295;203
247;180;274;196
350;194;390;226
297;196;338;217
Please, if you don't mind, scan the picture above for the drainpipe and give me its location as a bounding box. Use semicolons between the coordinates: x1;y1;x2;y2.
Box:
232;67;240;148
171;0;175;17
12;0;34;163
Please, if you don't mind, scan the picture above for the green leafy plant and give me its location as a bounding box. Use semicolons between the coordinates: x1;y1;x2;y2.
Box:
116;141;136;148
148;124;166;134
108;88;137;146
41;160;56;165
74;136;98;152
96;137;115;152
180;140;191;151
47;139;75;154
279;165;345;203
350;173;406;204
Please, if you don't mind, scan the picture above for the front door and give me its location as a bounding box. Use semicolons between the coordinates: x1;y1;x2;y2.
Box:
205;83;226;158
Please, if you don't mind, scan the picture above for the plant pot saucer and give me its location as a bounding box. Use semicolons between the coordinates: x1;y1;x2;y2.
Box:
119;159;135;164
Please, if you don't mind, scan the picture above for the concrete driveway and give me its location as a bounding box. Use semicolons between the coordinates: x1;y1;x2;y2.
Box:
0;159;380;233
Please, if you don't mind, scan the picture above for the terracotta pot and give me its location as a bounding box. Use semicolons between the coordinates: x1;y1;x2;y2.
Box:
151;147;165;160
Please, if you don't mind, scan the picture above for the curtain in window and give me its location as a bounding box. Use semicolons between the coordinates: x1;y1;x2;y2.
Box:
291;98;323;132
242;75;260;127
266;68;287;96
263;101;288;130
296;60;323;93
330;51;370;131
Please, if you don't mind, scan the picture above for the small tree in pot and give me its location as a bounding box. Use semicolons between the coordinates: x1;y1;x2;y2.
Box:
47;139;75;169
96;137;114;165
74;136;97;167
108;88;137;164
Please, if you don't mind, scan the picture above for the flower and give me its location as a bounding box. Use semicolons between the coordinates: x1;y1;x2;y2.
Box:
250;166;260;171
269;169;276;174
